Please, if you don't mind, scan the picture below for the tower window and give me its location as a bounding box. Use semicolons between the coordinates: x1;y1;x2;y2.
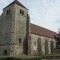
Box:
22;10;24;15
20;9;24;15
7;10;9;15
6;9;10;15
20;10;21;14
19;38;21;44
9;9;10;13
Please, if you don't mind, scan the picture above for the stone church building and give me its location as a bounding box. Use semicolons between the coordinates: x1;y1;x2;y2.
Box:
0;0;57;56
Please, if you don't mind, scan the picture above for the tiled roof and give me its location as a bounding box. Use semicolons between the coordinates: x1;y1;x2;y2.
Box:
4;0;27;9
31;24;57;38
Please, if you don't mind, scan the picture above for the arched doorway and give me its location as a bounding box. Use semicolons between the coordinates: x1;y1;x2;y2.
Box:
4;50;7;55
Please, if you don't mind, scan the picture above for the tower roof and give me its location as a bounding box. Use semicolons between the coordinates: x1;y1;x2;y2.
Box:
4;0;28;9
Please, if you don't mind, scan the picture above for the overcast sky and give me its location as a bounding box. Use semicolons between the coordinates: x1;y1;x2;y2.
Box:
0;0;60;32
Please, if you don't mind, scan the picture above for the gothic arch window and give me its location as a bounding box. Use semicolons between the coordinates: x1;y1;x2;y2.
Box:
4;50;7;55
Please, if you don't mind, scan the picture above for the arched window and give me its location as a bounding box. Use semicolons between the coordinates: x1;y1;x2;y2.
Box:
4;50;7;55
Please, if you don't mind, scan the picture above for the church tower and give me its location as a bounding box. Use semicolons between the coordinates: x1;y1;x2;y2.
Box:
0;0;30;56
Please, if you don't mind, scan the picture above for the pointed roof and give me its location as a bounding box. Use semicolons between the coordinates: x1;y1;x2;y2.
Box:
31;24;57;39
4;0;28;9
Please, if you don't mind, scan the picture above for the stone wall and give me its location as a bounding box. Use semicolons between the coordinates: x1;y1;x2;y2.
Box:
30;34;56;55
0;4;15;56
14;4;28;55
0;3;29;56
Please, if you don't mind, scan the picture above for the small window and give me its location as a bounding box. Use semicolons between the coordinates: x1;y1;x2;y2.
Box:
19;38;21;44
34;42;36;46
6;9;10;15
9;9;10;13
22;10;24;15
20;10;21;14
7;10;9;15
20;9;24;15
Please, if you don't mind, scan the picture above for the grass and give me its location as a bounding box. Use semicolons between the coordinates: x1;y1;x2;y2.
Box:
0;53;60;60
0;55;42;60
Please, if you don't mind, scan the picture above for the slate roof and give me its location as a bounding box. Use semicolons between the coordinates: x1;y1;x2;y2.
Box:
4;0;27;9
31;24;57;38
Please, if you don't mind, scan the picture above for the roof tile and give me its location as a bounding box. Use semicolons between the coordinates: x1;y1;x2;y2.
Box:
31;24;57;38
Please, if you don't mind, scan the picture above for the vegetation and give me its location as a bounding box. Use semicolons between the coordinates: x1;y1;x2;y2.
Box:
55;29;60;49
0;54;60;60
0;56;42;60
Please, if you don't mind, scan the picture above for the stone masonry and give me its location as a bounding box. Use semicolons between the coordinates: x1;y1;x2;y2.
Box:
0;0;57;56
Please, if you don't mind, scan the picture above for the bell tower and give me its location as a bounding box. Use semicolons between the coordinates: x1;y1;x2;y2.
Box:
0;0;30;56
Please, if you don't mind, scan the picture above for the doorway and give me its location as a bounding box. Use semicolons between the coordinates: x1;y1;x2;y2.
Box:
4;50;7;55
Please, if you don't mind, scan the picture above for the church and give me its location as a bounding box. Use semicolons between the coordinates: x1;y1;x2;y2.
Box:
0;0;57;56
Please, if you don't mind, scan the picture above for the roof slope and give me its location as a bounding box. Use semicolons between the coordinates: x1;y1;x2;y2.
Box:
4;0;27;9
31;24;57;38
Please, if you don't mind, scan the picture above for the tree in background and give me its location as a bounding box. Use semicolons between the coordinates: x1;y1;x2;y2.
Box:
55;29;60;49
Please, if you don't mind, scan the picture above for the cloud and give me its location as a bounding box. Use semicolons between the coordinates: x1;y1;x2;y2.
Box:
24;0;60;32
0;0;60;32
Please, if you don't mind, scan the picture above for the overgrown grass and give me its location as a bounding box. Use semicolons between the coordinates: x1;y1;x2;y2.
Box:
0;53;60;60
0;56;42;60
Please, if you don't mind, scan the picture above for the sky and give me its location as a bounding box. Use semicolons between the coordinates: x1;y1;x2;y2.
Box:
0;0;60;33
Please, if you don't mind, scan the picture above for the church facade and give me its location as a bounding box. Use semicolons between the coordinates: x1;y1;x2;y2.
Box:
0;0;57;56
